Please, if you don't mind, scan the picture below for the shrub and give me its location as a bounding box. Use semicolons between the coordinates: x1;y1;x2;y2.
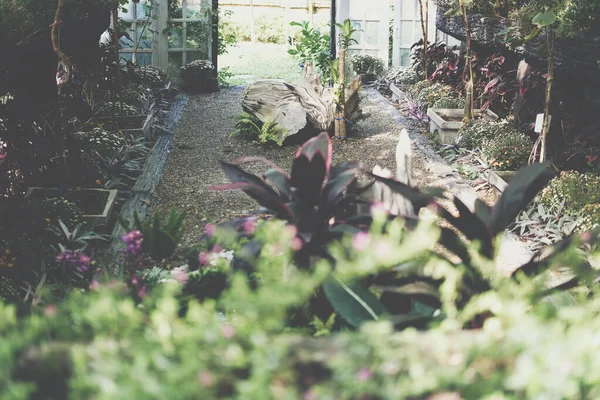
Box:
539;170;600;230
138;65;167;84
414;83;460;110
180;60;219;93
120;207;186;261
389;67;419;85
287;21;331;82
231;113;285;146
350;54;385;76
409;79;433;98
458;118;516;149
98;101;139;117
482;131;532;170
432;96;465;109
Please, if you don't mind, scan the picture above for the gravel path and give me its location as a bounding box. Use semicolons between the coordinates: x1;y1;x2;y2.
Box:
152;86;477;248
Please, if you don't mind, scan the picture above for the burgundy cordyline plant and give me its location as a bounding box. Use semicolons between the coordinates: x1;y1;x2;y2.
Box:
122;230;143;261
56;250;91;272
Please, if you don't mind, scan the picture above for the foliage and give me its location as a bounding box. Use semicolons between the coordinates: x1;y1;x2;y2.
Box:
231;112;285;146
411;40;460;81
477;53;516;115
350;54;385;76
409;79;433;98
335;19;360;51
458;118;517;149
512;202;579;251
98;101;139;117
137;65;167;84
414;83;462;110
433;96;465;109
215;8;238;56
119;84;151;115
482;130;533;170
217;66;234;87
211;132;365;270
287;21;331;82
382;66;419;85
180;60;219;93
120;207;186;261
538;170;600;229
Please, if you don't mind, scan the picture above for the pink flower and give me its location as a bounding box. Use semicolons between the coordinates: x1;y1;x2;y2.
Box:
89;280;100;290
45;304;57;317
174;270;188;284
352;231;371;251
221;324;235;338
204;223;217;237
242;218;257;235
370;201;387;217
212;244;223;254
356;367;372;382
197;370;215;388
283;224;298;238
291;236;304;251
198;251;210;266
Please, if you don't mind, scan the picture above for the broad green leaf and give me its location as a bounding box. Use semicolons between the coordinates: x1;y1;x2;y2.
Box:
532;10;557;27
323;278;388;327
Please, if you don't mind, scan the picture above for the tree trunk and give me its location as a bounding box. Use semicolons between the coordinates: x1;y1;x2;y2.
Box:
459;0;474;122
539;27;555;163
418;0;429;79
242;63;361;139
250;0;256;44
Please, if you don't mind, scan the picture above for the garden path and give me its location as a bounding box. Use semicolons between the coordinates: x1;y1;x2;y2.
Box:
151;86;531;274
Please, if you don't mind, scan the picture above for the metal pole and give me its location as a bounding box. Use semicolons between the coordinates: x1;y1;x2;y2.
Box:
330;0;336;60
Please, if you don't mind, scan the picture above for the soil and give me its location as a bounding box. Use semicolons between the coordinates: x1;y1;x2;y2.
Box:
27;188;109;215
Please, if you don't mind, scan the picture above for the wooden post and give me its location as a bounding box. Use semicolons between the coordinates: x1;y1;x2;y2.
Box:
539;26;555;163
250;0;256;43
212;0;219;69
335;48;346;138
330;0;336;60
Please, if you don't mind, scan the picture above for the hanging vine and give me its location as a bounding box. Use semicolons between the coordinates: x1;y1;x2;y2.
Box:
51;0;72;88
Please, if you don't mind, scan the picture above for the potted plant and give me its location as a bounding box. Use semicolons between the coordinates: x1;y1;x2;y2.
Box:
180;60;219;93
482;131;533;193
350;54;385;84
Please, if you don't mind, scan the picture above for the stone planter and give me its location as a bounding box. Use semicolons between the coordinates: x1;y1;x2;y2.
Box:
389;83;412;102
427;108;499;144
25;188;118;230
485;169;518;198
360;74;378;85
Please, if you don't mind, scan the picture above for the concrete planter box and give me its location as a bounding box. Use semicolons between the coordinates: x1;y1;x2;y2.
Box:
485;169;518;197
25;188;118;230
427;108;499;144
389;82;413;102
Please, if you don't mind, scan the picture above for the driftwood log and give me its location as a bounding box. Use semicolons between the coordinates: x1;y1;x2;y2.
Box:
242;62;362;138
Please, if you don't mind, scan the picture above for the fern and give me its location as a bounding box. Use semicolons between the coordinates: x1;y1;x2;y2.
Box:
119;206;186;261
231;112;285;146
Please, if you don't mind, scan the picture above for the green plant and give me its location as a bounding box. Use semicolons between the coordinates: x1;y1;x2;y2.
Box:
432;96;465;109
482;131;533;170
98;101;139;117
538;170;600;227
458;118;516;149
217;66;234;87
180;60;219;93
414;83;461;110
409;79;433;98
512;202;579;251
288;21;331;81
120;207;186;261
335;19;359;50
350;54;385;76
384;66;419;85
231;113;285;146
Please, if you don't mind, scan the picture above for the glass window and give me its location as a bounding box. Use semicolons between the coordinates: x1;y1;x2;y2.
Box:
168;52;183;75
168;23;184;48
365;21;379;46
186;0;205;19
